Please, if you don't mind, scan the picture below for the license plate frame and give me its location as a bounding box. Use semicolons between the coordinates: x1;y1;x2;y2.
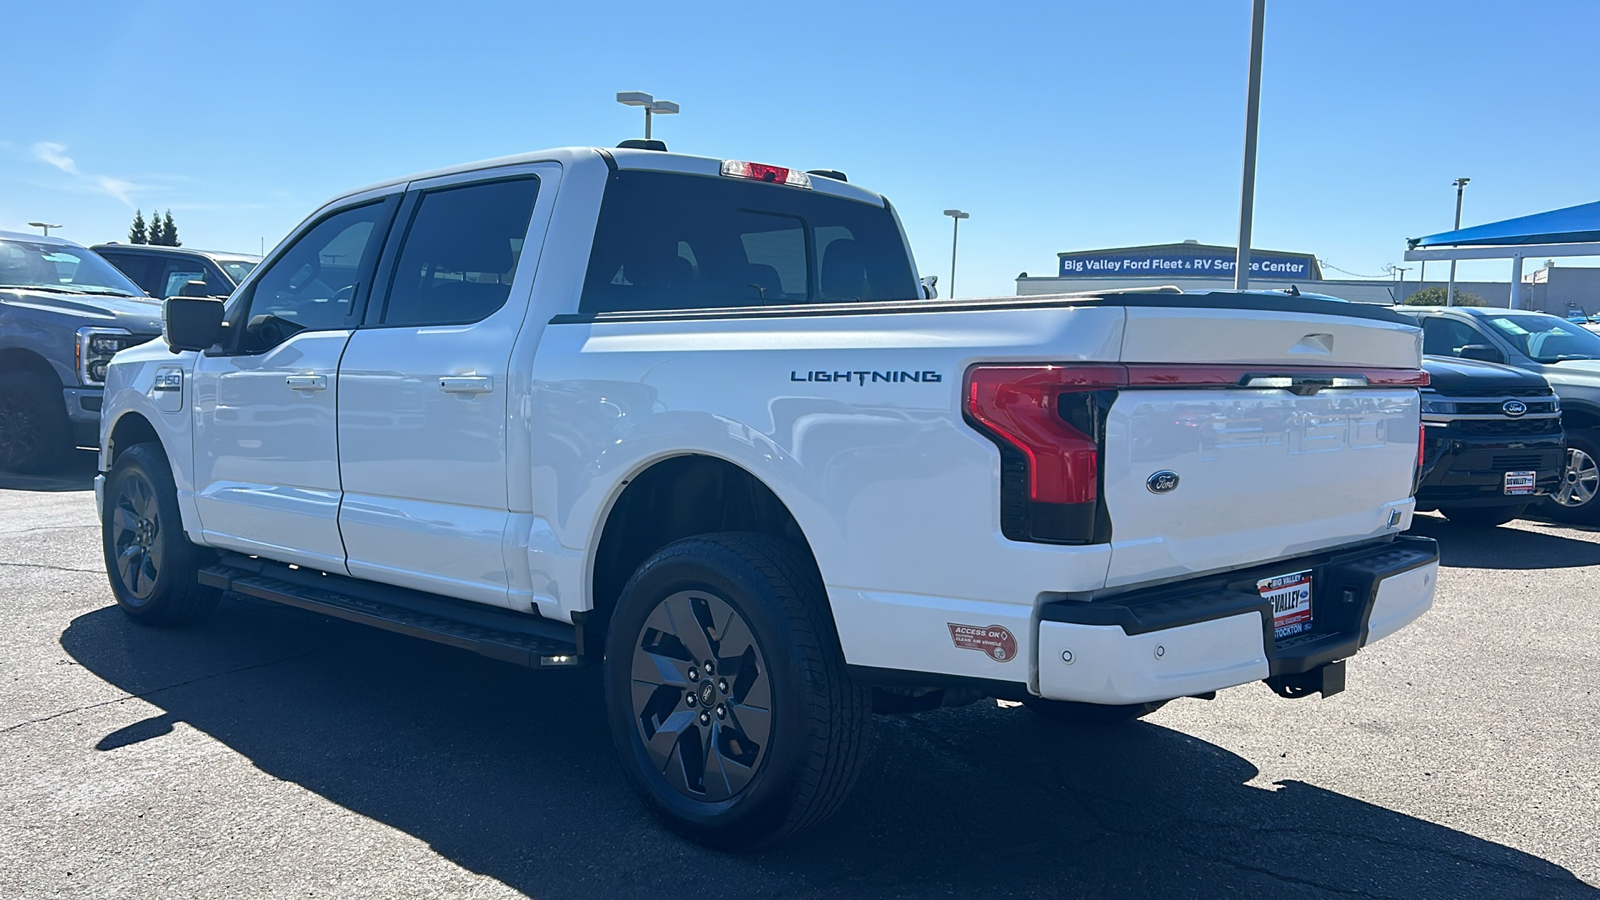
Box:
1259;569;1314;641
1504;470;1536;496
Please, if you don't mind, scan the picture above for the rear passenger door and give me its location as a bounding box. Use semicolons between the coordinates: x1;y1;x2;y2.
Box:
336;165;557;607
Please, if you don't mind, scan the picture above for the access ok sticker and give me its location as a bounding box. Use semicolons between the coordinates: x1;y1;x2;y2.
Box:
947;623;1018;662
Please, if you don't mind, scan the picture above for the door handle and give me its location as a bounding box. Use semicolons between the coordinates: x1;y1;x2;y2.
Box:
286;375;327;391
440;375;493;394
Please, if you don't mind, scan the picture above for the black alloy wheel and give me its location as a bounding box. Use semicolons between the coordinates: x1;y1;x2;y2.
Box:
630;589;772;803
108;466;164;602
102;443;219;625
604;533;870;849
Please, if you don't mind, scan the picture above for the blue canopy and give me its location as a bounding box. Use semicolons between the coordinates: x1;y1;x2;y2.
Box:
1409;200;1600;249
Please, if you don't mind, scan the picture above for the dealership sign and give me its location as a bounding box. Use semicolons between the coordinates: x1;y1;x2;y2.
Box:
1058;248;1317;280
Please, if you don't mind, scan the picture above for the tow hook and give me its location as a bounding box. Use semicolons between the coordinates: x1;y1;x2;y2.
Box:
1265;660;1346;699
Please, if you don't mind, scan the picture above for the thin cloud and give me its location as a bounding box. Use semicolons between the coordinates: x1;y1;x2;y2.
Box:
31;141;141;207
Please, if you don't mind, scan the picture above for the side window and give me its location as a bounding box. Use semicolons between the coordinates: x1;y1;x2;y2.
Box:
1421;317;1486;356
98;253;161;296
380;177;540;328
234;202;388;353
159;260;209;298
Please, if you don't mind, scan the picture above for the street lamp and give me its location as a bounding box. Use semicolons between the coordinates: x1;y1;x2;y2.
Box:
943;210;969;300
1445;177;1470;306
1233;0;1267;291
28;222;61;237
1389;264;1411;302
616;91;680;140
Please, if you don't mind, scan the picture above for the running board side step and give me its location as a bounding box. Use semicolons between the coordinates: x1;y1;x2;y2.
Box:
198;553;584;668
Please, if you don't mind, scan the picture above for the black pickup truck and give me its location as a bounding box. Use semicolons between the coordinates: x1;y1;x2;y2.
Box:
1416;355;1565;526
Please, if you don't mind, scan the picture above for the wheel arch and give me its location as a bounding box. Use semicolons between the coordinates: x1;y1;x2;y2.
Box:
584;453;823;653
1557;400;1600;434
0;346;61;381
105;409;164;466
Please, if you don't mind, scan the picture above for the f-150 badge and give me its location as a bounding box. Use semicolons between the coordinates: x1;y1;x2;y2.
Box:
948;623;1017;662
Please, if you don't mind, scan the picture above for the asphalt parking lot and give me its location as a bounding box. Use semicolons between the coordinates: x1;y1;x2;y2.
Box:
1;452;1596;899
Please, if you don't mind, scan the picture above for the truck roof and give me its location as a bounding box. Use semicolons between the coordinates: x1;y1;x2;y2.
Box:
319;146;888;213
0;229;87;249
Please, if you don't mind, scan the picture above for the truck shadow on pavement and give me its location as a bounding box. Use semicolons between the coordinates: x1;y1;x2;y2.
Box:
0;449;98;492
61;599;1596;900
1408;514;1600;569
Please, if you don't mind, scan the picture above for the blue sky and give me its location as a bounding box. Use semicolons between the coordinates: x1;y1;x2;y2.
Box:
4;0;1597;298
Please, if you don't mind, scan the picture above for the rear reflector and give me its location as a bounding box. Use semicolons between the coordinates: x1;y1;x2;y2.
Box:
720;159;812;188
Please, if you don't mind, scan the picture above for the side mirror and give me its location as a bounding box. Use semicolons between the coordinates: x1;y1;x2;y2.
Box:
177;279;212;298
1458;343;1504;364
920;275;939;300
163;297;226;352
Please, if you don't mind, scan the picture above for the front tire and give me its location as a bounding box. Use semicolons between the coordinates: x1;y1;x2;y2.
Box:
1544;431;1600;525
0;371;71;473
1438;504;1528;527
603;533;870;849
102;443;220;625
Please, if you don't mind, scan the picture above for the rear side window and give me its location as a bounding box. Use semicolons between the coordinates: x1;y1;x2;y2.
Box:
380;177;540;327
580;171;917;314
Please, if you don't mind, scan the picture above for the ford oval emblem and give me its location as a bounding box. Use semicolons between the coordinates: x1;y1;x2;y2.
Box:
1502;400;1528;417
1146;471;1180;494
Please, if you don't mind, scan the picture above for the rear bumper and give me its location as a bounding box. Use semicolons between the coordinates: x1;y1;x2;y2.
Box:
1035;537;1438;704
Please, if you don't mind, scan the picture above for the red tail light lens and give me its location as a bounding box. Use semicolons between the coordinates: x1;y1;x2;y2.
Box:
966;365;1124;543
966;365;1124;504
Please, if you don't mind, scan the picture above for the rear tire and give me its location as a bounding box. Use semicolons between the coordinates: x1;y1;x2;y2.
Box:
603;532;870;850
102;443;220;626
0;371;71;473
1438;504;1528;527
1022;696;1167;726
1544;431;1600;525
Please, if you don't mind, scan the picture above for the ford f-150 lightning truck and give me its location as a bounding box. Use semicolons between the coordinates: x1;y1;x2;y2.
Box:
96;145;1439;847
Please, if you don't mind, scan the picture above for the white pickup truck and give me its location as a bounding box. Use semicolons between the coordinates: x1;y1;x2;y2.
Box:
97;144;1439;847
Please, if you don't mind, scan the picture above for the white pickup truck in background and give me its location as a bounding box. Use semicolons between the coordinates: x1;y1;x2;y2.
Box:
96;144;1439;847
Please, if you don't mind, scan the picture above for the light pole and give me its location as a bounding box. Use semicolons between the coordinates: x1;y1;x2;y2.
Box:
616;91;679;140
27;222;61;237
1446;177;1469;306
1233;0;1267;291
1389;264;1411;303
943;209;969;299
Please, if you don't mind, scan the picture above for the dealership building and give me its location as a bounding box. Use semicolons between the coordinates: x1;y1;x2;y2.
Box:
1015;240;1600;315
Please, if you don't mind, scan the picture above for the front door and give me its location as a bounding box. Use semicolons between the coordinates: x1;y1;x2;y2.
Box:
190;196;397;572
337;166;553;606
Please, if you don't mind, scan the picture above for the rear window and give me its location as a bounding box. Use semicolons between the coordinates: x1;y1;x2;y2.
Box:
579;170;917;314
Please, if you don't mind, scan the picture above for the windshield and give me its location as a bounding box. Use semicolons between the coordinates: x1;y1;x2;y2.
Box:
0;239;145;296
221;259;258;284
1482;313;1600;362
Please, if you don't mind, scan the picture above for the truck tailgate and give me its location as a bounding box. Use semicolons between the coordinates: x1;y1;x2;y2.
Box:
1102;306;1423;588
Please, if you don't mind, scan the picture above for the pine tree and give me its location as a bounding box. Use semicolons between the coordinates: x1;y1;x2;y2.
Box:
147;212;165;245
162;210;180;247
129;210;147;244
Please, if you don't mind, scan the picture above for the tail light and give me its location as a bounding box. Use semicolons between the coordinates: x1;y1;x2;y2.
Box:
965;365;1125;543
